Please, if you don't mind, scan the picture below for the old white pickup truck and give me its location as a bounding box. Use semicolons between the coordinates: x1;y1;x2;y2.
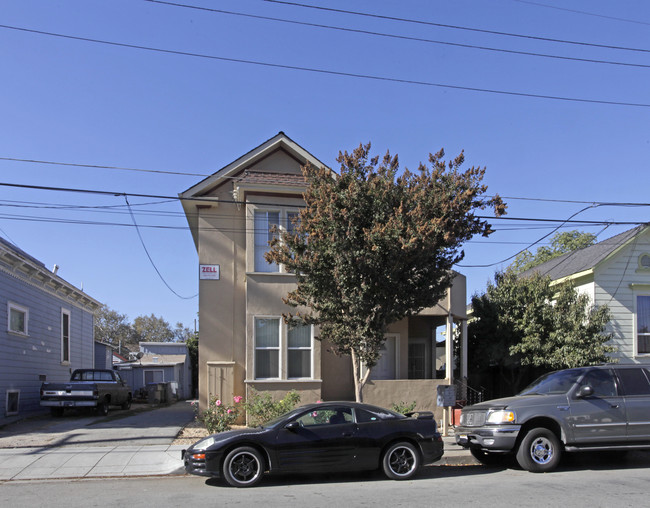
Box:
40;369;132;417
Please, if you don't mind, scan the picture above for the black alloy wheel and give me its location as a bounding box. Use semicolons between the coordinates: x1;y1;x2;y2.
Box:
222;446;264;487
382;442;420;480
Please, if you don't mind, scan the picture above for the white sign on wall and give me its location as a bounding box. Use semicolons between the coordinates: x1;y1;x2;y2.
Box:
199;264;220;280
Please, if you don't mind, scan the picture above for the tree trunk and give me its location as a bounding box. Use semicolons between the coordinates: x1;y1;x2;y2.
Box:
351;350;372;403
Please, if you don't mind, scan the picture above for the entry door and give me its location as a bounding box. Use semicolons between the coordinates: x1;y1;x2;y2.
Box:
371;335;399;380
408;338;430;379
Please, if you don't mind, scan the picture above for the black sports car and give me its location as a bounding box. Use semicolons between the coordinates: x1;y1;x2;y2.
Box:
182;401;444;487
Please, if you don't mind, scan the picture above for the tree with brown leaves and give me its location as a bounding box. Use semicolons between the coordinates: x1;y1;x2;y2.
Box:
267;143;505;401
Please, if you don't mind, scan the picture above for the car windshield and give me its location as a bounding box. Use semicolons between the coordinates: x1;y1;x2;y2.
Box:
260;408;305;429
518;369;583;395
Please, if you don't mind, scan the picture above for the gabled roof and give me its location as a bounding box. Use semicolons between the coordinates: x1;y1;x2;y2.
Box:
521;225;649;282
0;237;101;311
179;132;331;248
180;131;329;199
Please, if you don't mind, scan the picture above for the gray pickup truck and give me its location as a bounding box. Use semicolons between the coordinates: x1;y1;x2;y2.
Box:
455;364;650;472
40;369;132;417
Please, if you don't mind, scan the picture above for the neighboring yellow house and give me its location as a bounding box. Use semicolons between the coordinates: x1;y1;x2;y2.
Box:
180;132;469;417
522;224;650;363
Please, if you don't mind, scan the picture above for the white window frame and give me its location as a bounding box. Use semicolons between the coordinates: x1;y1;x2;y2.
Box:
250;206;302;274
254;317;281;379
253;210;281;273
6;389;20;416
635;293;650;357
61;308;71;364
287;323;313;379
253;317;314;380
7;302;29;336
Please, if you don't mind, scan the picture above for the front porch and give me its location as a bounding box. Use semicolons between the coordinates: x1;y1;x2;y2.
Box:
360;273;474;422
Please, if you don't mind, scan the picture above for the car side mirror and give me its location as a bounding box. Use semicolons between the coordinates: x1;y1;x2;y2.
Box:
577;385;594;398
285;421;300;431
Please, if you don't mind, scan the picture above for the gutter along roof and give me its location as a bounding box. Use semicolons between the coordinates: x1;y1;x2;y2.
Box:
521;225;648;283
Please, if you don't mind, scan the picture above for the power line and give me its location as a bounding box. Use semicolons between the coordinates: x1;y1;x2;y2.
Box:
513;0;650;27
144;0;650;69
124;196;197;299
2;23;649;108
4;156;650;209
6;155;650;209
263;0;650;53
3;180;650;220
456;204;646;268
0;157;209;177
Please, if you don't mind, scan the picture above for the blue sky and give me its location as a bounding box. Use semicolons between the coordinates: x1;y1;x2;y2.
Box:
1;0;649;331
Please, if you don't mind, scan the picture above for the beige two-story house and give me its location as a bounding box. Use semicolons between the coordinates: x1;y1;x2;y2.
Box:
180;132;469;416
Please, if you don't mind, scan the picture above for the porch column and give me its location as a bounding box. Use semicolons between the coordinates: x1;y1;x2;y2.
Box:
445;313;453;385
461;319;468;381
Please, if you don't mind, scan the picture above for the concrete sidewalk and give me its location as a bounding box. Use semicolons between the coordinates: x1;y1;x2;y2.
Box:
0;444;186;480
0;435;476;481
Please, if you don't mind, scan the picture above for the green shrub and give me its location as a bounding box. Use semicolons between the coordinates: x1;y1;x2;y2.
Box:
245;389;301;427
198;395;244;434
391;401;417;415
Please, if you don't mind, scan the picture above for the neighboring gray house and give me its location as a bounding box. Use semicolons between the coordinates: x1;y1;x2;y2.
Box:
523;224;650;363
1;238;101;422
115;342;191;400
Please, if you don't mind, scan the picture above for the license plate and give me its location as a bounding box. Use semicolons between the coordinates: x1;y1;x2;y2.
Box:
64;401;73;407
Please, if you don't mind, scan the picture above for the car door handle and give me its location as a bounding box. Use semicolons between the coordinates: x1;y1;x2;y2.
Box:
610;404;619;409
342;432;354;437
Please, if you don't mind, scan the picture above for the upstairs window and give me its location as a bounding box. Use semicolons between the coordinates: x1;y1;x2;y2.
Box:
254;211;280;272
8;302;28;336
637;295;650;354
61;309;71;363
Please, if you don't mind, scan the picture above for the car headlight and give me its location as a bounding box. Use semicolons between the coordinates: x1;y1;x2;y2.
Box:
193;436;216;450
486;410;516;424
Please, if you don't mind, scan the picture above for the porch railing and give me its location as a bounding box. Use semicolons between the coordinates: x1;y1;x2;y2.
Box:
454;379;485;407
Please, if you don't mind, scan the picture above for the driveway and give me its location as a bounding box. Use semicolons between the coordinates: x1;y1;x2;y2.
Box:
0;401;195;448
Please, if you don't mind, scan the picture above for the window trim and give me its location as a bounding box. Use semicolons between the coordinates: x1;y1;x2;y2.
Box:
254;316;281;379
143;369;165;385
287;323;313;380
637;253;650;273
634;293;650;357
61;308;71;364
5;389;20;416
7;302;29;336
249;206;303;274
253;317;314;381
253;209;281;273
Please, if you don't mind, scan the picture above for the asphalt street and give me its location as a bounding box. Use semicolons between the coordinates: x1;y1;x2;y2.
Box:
2;459;650;508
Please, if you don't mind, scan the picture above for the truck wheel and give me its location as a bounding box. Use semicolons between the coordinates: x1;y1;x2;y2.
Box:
51;407;64;417
121;395;132;410
516;427;562;472
97;398;110;416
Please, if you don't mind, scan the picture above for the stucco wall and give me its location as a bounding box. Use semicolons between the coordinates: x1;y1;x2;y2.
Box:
362;379;450;422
